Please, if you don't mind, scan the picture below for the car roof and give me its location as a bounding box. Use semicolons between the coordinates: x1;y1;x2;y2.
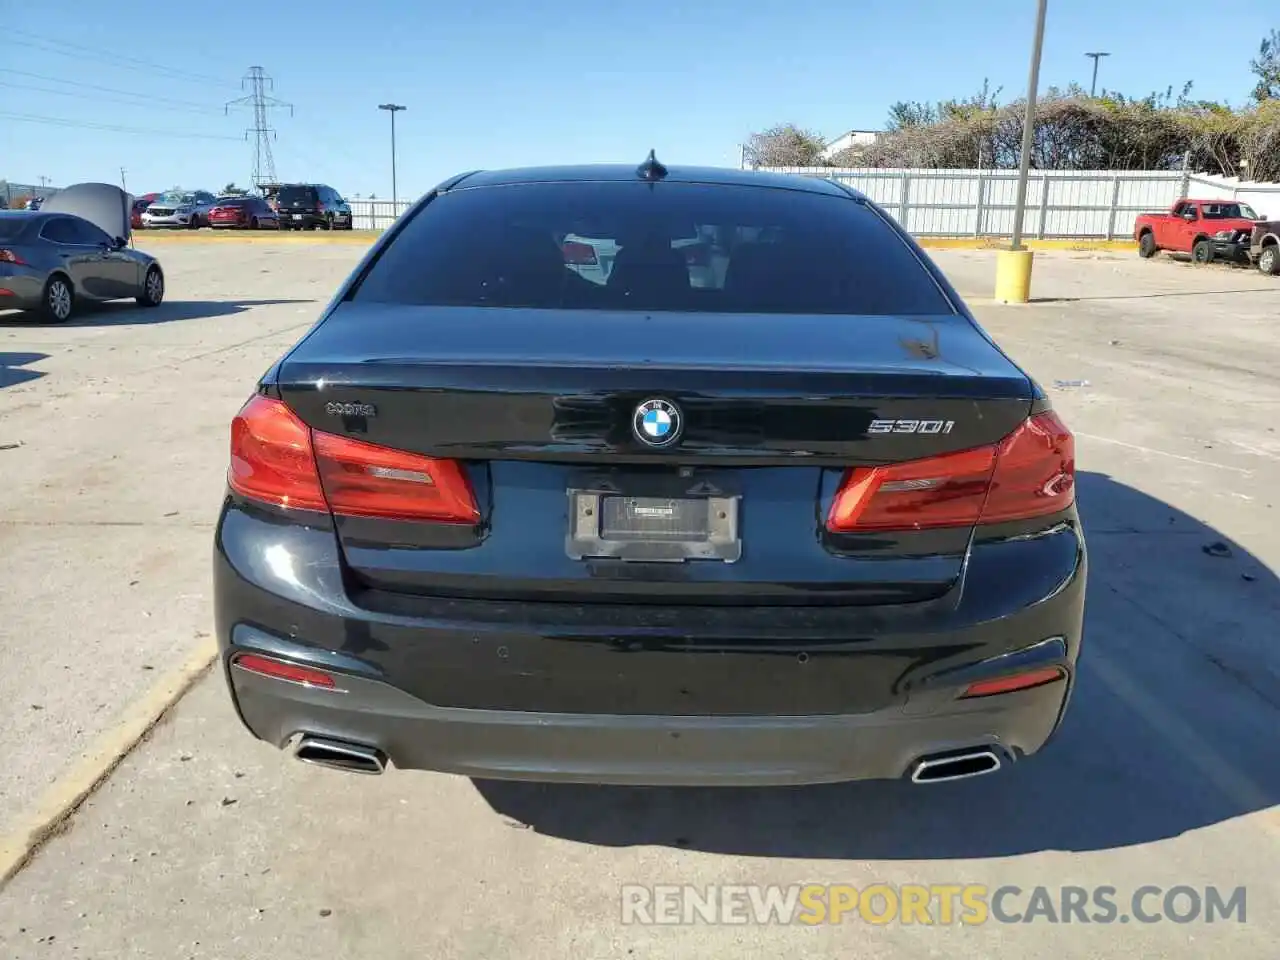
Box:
0;210;75;234
1;210;62;223
450;164;862;199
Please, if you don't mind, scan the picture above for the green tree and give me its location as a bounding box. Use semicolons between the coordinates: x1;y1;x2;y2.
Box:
744;124;829;167
1251;29;1280;102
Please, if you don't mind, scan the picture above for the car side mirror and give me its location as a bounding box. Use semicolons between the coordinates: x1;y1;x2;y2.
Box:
114;236;127;249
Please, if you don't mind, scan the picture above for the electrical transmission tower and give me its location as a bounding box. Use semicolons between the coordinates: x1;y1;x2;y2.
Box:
225;66;293;190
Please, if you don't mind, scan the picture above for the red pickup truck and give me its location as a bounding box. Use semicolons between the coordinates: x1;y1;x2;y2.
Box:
1134;199;1260;263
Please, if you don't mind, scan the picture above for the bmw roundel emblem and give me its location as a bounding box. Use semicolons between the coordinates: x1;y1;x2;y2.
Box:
633;398;683;448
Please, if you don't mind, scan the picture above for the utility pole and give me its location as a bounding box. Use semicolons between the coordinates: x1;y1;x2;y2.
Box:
120;167;127;193
226;67;293;191
1085;51;1109;97
378;103;406;210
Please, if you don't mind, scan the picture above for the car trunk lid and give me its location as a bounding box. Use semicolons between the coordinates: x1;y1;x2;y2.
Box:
274;304;1032;605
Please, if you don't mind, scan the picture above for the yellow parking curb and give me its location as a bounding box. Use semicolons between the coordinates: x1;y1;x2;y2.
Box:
0;636;217;888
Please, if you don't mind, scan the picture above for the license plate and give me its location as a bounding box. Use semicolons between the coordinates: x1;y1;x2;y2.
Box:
566;489;740;562
290;213;301;219
601;497;709;542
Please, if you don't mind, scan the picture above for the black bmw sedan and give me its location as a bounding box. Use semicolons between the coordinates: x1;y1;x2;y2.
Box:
213;157;1085;786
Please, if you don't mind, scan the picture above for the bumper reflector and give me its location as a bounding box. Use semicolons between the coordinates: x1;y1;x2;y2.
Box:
960;665;1065;699
233;653;336;689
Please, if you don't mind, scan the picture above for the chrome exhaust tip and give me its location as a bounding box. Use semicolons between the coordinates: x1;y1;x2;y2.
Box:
293;735;386;775
909;748;1002;784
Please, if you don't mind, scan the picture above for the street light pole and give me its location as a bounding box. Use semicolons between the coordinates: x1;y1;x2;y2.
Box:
1011;0;1048;252
377;103;406;213
1085;51;1110;97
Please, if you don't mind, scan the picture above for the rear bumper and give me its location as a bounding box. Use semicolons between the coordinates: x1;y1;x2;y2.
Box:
228;626;1070;785
214;499;1086;785
0;270;45;308
279;212;323;227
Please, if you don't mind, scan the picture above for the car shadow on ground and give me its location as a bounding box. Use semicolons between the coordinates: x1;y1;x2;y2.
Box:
0;351;48;389
474;471;1280;859
0;299;314;328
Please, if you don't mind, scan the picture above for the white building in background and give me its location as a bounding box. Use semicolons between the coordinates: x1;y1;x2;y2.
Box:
821;129;881;162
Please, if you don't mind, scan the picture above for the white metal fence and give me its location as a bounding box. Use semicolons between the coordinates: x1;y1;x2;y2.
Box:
760;166;1197;239
348;198;413;231
315;172;1280;236
1179;173;1280;221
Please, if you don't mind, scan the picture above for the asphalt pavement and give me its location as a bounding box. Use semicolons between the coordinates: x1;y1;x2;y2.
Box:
0;241;1277;958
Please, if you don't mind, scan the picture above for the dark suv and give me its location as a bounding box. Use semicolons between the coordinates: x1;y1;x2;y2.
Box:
276;183;353;231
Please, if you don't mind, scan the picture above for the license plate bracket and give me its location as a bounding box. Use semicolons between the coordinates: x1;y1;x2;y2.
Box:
565;472;740;563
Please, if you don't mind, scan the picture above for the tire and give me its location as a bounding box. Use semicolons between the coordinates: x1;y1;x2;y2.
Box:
40;274;74;323
137;265;164;308
1138;231;1157;258
1192;239;1213;264
1258;244;1280;276
250;217;259;230
187;216;199;230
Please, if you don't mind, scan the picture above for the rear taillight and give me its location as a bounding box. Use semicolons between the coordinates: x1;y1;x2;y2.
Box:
0;249;27;265
229;395;328;511
562;241;598;265
313;431;480;523
227;395;480;523
826;411;1074;532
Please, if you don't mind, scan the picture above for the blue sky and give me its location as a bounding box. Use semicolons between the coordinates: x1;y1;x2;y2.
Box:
2;0;1273;197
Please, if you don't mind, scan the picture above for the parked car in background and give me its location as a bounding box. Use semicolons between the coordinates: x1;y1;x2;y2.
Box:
131;192;162;229
209;195;279;230
1134;199;1261;263
275;183;353;230
27;197;44;211
0;182;164;322
1246;218;1280;275
257;183;284;211
141;190;217;229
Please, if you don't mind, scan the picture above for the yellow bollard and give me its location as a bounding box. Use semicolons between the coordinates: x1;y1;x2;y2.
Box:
993;248;1034;303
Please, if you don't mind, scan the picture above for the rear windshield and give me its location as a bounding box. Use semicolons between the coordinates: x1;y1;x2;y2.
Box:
278;186;317;204
351;181;956;316
216;198;249;206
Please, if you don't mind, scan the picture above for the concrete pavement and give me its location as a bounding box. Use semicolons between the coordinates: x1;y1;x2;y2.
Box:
0;243;1277;958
